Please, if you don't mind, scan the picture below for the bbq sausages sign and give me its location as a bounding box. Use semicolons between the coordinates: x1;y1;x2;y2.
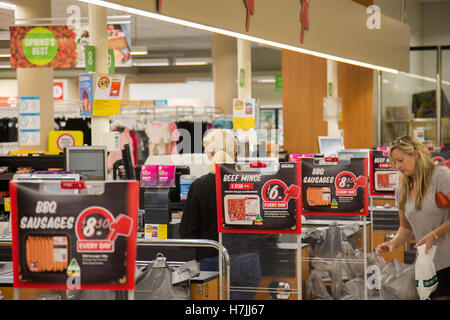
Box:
9;180;138;290
301;158;369;216
216;163;301;234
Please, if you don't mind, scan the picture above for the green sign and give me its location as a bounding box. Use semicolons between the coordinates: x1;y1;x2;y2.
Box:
239;68;245;88
23;27;58;66
328;82;333;97
108;49;115;75
275;74;282;92
85;45;96;72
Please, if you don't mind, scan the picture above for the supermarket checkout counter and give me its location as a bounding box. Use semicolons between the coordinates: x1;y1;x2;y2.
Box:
0;218;369;300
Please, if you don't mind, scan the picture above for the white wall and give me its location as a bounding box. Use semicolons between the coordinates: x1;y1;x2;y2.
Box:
0;78;78;100
128;77;282;109
129;81;214;107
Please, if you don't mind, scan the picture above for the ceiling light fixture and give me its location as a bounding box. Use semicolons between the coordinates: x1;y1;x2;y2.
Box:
130;46;148;56
132;58;170;67
175;58;211;66
398;72;450;86
0;1;15;10
78;0;400;74
175;61;209;66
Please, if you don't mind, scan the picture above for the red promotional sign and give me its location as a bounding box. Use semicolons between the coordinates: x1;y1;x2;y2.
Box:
216;162;301;234
300;0;310;43
243;0;255;32
53;81;64;100
10;25;77;69
10;180;138;290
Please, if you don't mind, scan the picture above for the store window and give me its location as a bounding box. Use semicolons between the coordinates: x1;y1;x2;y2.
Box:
381;48;450;146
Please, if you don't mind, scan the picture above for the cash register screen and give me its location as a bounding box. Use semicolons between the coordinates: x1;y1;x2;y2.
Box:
65;146;107;180
318;136;345;157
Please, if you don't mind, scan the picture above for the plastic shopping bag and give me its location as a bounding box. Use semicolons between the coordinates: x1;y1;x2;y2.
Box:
415;244;438;300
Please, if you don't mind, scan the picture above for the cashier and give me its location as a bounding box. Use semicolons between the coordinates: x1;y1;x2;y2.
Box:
180;129;274;300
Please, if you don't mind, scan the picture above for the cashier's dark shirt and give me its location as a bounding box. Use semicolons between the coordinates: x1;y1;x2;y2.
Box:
180;173;277;260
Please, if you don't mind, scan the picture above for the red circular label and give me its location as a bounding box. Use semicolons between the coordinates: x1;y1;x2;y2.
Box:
262;179;288;202
56;133;75;151
335;171;357;190
75;206;114;241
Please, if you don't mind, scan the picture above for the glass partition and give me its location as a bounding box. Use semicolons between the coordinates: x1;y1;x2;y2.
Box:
380;48;450;147
441;49;450;145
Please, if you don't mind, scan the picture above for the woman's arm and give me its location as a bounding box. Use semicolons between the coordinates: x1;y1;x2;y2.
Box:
375;208;413;255
415;217;450;254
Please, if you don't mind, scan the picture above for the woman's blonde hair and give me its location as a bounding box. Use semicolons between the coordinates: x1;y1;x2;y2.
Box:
203;129;237;173
388;135;435;210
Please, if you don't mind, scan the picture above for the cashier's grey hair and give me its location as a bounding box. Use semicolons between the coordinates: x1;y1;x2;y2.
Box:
203;129;237;173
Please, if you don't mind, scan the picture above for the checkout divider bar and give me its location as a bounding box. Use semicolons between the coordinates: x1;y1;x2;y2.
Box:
137;238;231;300
0;238;231;300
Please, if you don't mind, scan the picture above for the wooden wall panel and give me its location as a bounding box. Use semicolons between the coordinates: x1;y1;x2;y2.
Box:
282;50;327;154
338;62;374;149
282;50;374;153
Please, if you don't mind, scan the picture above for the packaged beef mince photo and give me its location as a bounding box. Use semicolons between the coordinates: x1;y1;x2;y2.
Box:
216;162;301;234
369;150;399;196
301;158;369;216
9;180;139;290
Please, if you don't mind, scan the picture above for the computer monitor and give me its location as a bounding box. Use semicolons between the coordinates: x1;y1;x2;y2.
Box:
318;136;345;157
338;149;370;160
65;146;107;180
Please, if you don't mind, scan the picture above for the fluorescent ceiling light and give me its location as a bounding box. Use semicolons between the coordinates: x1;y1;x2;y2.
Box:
130;46;148;55
257;79;276;83
175;61;208;66
78;0;400;74
0;64;11;69
0;1;15;10
132;58;169;67
175;58;210;66
0;49;10;58
399;72;450;86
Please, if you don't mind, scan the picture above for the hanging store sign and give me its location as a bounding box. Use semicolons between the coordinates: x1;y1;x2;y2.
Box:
10;26;77;69
92;74;126;116
233;98;256;130
79;73;94;117
299;0;310;43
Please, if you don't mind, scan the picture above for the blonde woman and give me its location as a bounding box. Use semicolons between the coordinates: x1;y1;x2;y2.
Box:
375;135;450;300
180;129;272;300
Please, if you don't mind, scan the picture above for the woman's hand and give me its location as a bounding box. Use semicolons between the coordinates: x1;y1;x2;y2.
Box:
414;232;436;254
375;240;396;256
